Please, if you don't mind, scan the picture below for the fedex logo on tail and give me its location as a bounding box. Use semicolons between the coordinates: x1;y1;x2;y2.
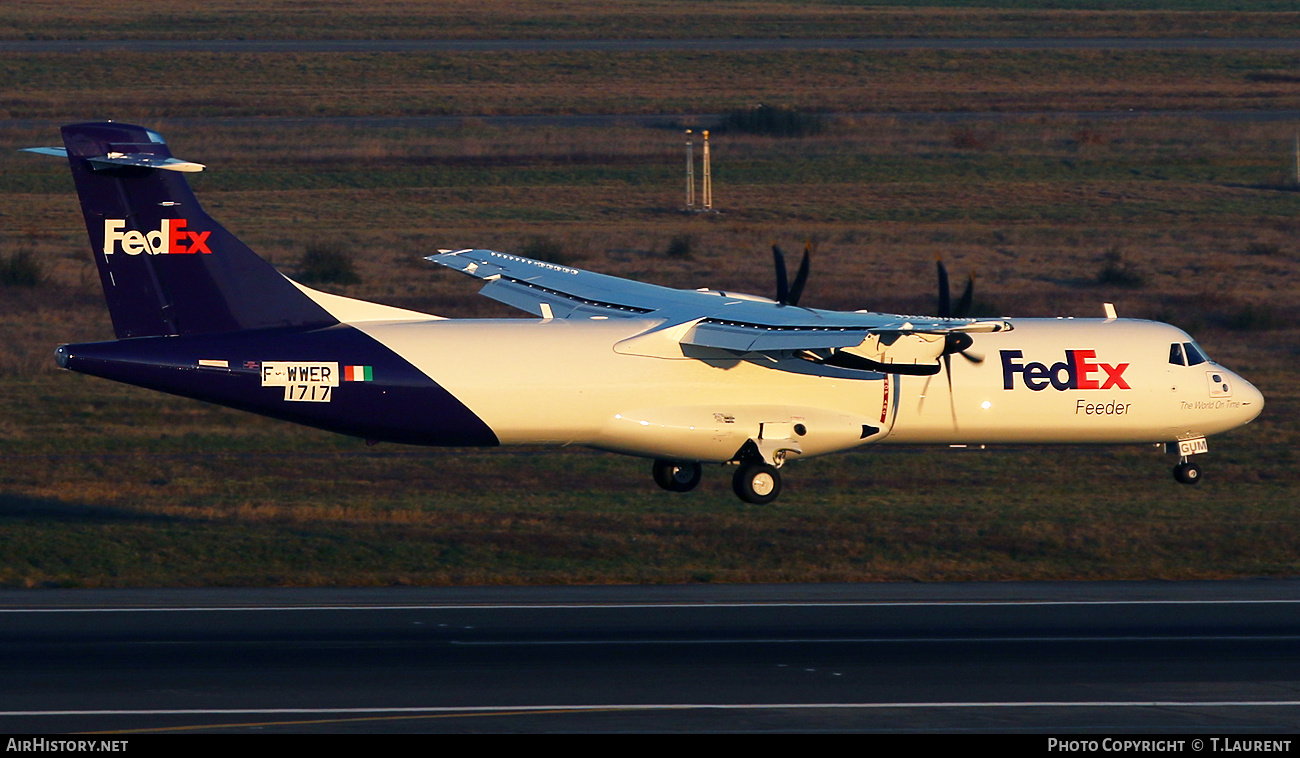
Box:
102;219;212;256
1001;349;1130;391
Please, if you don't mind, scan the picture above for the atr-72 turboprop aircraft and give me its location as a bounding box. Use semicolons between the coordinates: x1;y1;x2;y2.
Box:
25;122;1263;503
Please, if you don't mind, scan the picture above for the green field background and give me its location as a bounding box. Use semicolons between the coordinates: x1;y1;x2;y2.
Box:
0;1;1296;587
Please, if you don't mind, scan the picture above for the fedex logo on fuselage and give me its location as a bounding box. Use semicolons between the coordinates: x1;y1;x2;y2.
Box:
1001;349;1130;391
102;219;212;256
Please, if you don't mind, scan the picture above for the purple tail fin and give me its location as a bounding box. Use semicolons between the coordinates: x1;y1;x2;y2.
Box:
60;122;335;338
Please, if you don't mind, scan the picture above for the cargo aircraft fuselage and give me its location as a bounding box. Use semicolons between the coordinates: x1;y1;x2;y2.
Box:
28;123;1263;503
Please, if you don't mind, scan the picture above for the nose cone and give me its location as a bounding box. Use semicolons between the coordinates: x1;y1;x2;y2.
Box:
1235;373;1265;426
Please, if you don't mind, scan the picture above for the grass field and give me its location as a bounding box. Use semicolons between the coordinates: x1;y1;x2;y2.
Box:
7;48;1300;119
4;1;1300;41
0;3;1297;587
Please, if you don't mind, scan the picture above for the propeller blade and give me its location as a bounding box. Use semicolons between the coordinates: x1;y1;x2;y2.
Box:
942;352;960;430
917;374;932;413
787;242;811;307
933;260;983;430
936;258;951;318
772;244;790;305
955;273;975;318
939;330;978;429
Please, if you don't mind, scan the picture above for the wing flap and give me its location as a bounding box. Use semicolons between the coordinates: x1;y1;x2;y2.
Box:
429;249;663;319
683;322;870;352
478;277;644;319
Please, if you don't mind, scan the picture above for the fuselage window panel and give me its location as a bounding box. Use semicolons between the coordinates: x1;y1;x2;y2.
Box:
1169;343;1185;366
1184;342;1208;366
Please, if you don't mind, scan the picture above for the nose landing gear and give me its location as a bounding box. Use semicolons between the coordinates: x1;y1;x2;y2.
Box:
1168;437;1208;485
1173;460;1202;485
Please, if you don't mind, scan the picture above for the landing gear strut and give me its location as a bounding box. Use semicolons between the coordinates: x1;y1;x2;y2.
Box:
733;461;782;505
652;460;702;492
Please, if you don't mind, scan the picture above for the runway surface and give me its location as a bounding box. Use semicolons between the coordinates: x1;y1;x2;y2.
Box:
1;581;1299;733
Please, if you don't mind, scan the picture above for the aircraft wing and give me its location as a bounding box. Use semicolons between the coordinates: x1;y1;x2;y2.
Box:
427;248;1010;354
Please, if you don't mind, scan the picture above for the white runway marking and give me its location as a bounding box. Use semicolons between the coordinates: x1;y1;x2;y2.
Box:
446;635;1300;645
2;599;1300;613
5;701;1300;718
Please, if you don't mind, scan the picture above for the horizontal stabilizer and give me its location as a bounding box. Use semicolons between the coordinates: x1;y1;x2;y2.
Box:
21;146;205;172
19;146;66;158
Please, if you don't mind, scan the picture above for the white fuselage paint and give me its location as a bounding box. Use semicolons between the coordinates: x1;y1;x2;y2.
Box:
358;318;885;461
887;318;1262;445
352;316;1262;463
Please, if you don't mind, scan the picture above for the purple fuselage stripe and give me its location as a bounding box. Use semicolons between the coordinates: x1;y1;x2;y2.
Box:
59;324;498;447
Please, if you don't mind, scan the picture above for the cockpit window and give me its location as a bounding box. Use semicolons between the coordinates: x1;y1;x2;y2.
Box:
1183;342;1208;366
1168;343;1185;366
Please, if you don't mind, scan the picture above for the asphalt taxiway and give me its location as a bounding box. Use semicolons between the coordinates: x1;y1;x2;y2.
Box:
6;37;1300;53
1;581;1298;733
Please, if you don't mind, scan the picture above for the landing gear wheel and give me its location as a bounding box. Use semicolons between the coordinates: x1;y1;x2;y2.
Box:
733;462;782;505
1173;460;1202;485
653;460;702;492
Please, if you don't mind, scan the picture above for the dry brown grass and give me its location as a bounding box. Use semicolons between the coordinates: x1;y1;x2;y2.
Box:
9;48;1300;119
3;1;1298;41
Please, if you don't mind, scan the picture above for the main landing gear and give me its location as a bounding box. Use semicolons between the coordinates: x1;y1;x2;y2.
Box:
732;461;782;505
652;458;785;504
652;460;702;493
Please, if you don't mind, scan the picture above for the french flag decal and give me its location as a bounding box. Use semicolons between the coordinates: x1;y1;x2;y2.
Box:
344;365;373;382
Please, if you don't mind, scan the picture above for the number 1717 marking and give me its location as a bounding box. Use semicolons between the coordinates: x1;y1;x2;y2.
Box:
284;384;332;402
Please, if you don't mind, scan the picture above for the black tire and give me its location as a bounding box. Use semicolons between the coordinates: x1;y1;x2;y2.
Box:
1173;461;1202;485
653;460;702;492
732;462;782;505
